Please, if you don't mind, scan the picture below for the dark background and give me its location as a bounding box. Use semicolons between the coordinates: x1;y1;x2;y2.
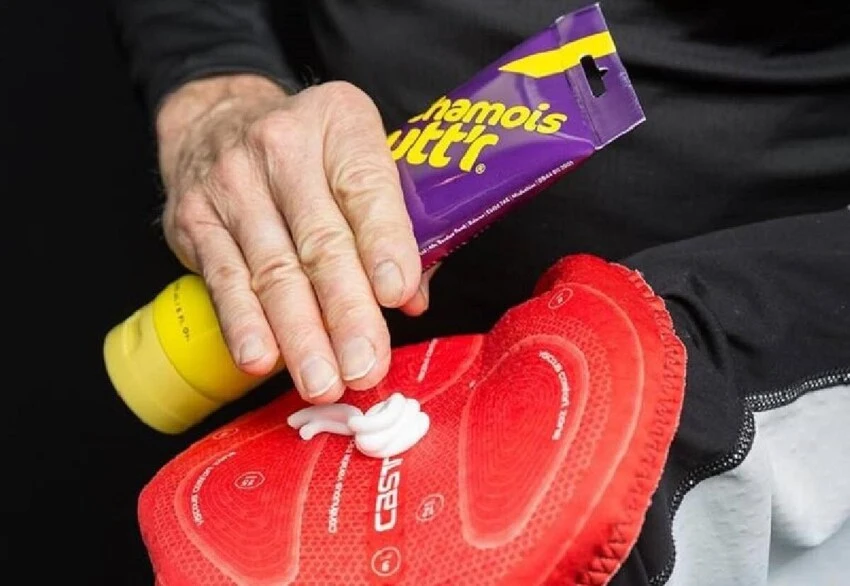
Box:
1;1;295;583
3;0;848;583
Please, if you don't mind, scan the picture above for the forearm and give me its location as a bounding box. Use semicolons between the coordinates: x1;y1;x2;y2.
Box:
111;0;299;119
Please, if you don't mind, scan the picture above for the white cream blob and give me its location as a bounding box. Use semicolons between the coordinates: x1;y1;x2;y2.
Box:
286;392;430;459
286;403;363;440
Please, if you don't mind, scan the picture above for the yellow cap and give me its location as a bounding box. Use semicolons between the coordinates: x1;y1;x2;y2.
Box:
103;301;221;434
105;275;279;434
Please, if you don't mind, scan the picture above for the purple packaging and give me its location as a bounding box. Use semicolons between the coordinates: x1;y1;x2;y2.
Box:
388;3;645;269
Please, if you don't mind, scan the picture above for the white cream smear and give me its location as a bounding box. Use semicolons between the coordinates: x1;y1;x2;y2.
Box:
287;392;430;459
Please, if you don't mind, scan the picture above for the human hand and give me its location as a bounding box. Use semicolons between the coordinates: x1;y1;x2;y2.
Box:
156;74;434;404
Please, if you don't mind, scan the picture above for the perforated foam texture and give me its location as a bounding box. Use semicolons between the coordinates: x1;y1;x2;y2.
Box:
138;254;687;586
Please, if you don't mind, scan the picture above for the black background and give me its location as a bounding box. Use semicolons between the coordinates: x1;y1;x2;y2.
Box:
1;1;289;583
3;0;849;583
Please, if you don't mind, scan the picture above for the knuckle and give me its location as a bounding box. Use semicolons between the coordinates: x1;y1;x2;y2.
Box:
358;232;416;274
247;110;300;151
204;148;265;226
334;159;399;204
171;191;209;236
320;81;372;108
277;321;321;356
360;217;414;247
207;147;250;195
319;82;383;139
250;252;304;298
203;263;250;302
297;225;355;270
219;305;256;338
323;295;373;332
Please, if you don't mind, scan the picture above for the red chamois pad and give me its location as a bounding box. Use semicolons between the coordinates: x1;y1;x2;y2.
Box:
139;254;687;586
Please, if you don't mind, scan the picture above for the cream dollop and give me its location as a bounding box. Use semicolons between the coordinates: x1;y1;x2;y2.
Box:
286;403;363;440
287;392;430;459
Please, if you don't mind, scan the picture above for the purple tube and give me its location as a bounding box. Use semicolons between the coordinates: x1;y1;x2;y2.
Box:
388;3;645;269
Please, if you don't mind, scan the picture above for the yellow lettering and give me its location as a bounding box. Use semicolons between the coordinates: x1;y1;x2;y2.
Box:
406;121;444;165
460;133;500;172
524;102;550;131
463;124;486;144
409;96;451;123
535;112;568;135
500;106;532;129
443;99;472;123
394;100;567;172
428;123;468;167
463;101;506;125
388;128;421;160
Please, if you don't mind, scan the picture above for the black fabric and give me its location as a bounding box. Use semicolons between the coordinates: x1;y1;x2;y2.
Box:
111;0;302;113
105;1;850;583
110;1;850;307
612;208;850;584
110;0;850;342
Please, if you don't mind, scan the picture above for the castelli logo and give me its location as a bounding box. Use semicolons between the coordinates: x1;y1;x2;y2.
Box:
374;455;403;532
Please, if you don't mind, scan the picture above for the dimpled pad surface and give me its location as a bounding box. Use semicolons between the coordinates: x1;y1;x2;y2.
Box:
138;254;686;586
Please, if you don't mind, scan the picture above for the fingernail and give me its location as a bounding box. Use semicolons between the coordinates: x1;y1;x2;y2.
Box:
238;336;266;365
372;260;405;306
300;355;340;398
340;336;377;381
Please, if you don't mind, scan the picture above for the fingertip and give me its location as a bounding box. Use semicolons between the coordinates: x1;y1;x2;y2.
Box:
399;271;431;316
235;340;280;376
301;379;346;405
204;269;282;379
371;252;421;306
366;238;422;309
343;346;391;391
399;286;428;316
371;259;407;307
400;249;425;304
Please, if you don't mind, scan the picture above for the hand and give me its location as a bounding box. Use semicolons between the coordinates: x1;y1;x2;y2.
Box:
156;74;434;404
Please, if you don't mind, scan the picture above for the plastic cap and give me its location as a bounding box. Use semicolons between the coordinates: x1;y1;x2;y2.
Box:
103;302;220;434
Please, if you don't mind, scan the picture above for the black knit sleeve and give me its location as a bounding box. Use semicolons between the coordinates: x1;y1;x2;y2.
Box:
111;0;303;118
